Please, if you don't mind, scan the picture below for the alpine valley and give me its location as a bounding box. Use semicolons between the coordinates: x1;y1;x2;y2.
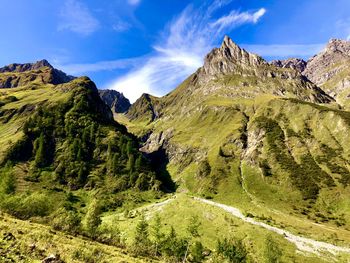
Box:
2;36;350;263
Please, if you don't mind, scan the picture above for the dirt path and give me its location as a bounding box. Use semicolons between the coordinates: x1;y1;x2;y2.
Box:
194;197;350;255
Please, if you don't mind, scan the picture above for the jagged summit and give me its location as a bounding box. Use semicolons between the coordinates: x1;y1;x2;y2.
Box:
202;35;265;76
0;59;75;88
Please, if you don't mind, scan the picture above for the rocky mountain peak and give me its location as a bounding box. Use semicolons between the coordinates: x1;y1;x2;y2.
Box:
202;35;265;77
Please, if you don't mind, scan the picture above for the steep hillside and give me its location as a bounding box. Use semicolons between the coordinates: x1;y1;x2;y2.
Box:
0;62;173;261
119;36;350;259
99;89;131;114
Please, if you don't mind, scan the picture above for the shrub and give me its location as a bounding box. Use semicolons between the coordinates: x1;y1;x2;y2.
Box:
197;159;211;178
0;192;52;219
190;241;205;263
264;235;282;263
51;208;81;234
217;238;247;263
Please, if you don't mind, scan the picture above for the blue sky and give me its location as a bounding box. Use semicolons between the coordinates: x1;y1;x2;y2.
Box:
1;0;350;101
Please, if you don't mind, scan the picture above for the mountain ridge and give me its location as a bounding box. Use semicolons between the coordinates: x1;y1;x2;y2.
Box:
0;59;75;88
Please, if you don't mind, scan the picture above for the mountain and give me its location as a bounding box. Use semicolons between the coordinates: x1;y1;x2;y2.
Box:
303;39;350;108
118;36;350;259
98;89;131;113
0;59;74;88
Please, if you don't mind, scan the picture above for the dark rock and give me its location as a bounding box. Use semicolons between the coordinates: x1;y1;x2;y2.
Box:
3;232;15;241
98;89;131;113
42;254;63;263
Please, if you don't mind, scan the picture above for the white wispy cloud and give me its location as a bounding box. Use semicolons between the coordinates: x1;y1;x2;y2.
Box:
58;57;146;75
107;3;266;102
242;43;325;59
58;0;100;36
127;0;141;6
112;18;131;32
211;8;266;32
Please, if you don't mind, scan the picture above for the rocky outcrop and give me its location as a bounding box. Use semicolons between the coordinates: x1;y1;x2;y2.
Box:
270;58;307;73
98;89;131;113
0;60;75;88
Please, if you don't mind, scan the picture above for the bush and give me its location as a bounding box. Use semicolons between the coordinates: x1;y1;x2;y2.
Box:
0;166;16;195
264;235;282;263
217;238;247;263
197;159;211;178
0;192;52;219
51;207;81;234
190;241;204;262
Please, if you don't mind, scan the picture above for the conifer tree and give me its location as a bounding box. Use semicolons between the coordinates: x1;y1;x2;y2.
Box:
34;132;46;168
133;214;150;256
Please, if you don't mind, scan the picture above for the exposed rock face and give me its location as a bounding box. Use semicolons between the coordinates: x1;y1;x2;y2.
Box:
303;39;350;87
0;59;75;88
270;58;307;73
98;89;131;113
201;35;265;78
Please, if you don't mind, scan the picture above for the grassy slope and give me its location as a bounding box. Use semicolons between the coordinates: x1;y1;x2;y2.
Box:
0;212;155;263
0;83;70;161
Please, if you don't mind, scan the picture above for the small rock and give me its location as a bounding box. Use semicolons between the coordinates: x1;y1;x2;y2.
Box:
3;232;15;241
42;254;63;263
